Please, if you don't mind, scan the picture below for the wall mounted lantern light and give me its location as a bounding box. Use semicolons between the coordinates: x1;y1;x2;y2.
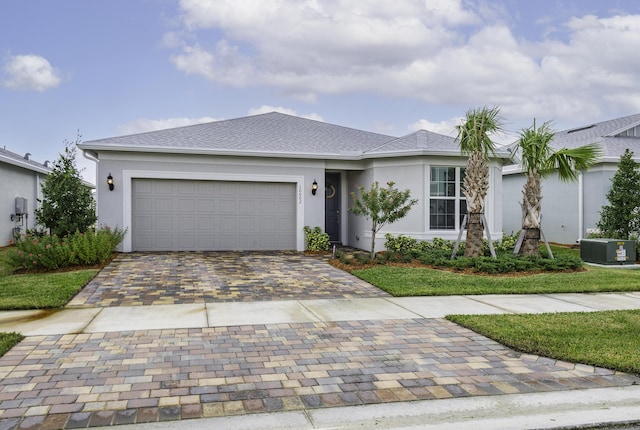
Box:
311;180;318;195
107;173;114;191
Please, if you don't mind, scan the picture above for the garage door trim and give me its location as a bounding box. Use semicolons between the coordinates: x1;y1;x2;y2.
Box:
121;170;306;252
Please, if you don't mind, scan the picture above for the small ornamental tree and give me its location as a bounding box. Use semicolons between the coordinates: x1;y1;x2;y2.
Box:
349;181;418;259
597;149;640;239
35;136;97;237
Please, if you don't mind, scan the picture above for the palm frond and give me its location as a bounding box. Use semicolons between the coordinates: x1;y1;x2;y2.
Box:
455;106;504;157
547;143;602;182
518;120;555;175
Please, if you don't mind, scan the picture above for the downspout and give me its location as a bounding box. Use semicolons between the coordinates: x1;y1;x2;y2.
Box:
82;149;99;209
577;171;584;242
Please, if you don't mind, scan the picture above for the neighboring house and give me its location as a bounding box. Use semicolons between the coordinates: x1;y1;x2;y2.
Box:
503;113;640;244
79;112;509;253
0;148;51;244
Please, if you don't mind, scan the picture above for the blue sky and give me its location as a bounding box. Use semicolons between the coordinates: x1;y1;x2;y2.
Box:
2;0;640;181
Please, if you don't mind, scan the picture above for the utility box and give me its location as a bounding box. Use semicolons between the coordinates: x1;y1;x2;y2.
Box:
15;197;27;215
580;239;636;265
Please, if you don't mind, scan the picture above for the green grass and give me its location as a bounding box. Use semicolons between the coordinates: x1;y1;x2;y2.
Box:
447;310;640;375
353;265;640;296
0;270;97;310
0;332;24;356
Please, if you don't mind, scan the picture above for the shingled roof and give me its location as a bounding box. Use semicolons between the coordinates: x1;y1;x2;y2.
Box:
0;147;51;174
506;113;640;166
80;112;509;160
549;113;640;160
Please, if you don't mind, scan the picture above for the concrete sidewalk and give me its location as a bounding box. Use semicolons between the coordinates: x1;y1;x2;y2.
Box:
2;292;640;336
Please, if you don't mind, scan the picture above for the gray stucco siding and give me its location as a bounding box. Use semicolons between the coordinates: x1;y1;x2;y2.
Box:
345;157;504;253
502;165;617;245
1;163;44;244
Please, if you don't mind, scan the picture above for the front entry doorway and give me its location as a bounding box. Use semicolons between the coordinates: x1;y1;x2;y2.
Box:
325;172;341;243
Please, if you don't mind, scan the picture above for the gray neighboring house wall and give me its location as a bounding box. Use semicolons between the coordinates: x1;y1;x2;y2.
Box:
0;148;51;244
79;112;509;253
503;113;640;244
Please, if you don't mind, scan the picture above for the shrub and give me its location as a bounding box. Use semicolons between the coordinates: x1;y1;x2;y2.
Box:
384;234;418;253
9;226;125;271
303;226;330;252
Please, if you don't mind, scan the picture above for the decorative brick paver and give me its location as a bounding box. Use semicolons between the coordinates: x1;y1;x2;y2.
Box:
1;319;638;429
68;252;387;307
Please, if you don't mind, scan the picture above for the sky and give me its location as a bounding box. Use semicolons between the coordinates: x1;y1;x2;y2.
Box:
2;0;640;182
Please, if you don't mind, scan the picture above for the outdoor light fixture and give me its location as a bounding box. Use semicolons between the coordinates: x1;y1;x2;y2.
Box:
107;173;114;191
311;180;318;195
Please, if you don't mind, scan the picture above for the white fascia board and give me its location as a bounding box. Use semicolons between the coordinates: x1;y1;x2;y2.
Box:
0;155;50;175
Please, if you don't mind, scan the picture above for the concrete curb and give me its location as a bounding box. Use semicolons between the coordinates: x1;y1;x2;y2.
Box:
90;385;640;430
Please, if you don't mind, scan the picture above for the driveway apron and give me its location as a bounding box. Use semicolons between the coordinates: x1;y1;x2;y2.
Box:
1;252;639;429
68;252;388;307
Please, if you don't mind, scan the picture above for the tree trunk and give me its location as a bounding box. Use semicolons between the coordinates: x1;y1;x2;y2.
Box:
370;221;377;260
520;228;541;256
462;150;489;258
464;212;484;257
519;172;542;256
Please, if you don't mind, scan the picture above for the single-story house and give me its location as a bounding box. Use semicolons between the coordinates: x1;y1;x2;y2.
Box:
79;112;509;253
503;113;640;244
0;147;51;244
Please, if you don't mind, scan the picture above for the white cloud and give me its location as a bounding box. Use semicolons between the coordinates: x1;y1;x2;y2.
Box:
410;117;461;137
116;116;219;135
411;115;515;145
247;105;323;121
3;54;62;92
169;1;640;124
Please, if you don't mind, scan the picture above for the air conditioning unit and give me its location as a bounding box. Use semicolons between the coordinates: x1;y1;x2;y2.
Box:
15;197;27;215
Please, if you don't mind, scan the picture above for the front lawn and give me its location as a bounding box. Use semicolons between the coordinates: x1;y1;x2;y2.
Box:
352;265;640;296
0;270;98;310
0;332;24;356
447;310;640;375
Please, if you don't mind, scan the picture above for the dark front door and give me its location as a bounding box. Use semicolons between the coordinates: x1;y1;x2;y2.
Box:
325;172;341;243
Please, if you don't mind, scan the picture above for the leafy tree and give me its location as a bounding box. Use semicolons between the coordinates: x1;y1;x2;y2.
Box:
516;120;600;255
349;181;417;259
597;149;640;239
35;136;96;237
455;106;504;258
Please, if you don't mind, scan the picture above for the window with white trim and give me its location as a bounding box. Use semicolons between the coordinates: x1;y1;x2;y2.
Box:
429;166;467;230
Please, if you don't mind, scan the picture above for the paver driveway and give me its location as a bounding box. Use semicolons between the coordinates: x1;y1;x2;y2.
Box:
1;252;640;429
69;252;389;307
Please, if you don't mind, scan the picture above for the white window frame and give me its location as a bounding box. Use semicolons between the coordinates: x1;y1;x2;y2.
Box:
428;166;467;231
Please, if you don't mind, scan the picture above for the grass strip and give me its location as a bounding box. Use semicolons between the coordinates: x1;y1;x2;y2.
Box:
447;310;640;375
0;332;24;357
353;265;640;296
0;269;97;310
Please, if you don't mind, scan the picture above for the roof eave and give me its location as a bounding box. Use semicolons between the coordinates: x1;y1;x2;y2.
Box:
79;144;512;162
78;144;365;160
0;154;51;174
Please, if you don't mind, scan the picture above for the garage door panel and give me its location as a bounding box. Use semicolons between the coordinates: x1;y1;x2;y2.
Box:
155;198;174;212
219;200;237;213
238;200;255;213
133;179;296;251
177;199;196;213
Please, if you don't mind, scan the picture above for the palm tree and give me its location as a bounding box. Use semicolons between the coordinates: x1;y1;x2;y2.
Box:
455;106;504;258
516;119;600;256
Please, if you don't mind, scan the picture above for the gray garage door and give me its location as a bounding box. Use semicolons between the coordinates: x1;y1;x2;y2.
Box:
132;179;296;251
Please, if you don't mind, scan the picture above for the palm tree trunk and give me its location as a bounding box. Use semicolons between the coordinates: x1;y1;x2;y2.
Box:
519;172;542;256
464;212;484;257
463;150;489;258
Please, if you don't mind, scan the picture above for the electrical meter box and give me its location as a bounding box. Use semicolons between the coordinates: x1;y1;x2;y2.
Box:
14;197;27;215
580;239;636;265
